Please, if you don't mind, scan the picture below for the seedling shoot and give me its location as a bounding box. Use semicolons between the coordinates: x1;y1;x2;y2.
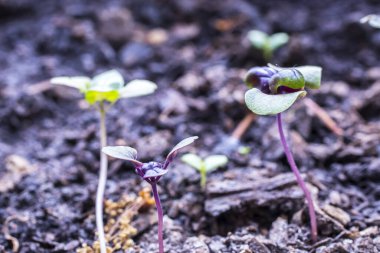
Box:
51;70;157;253
244;64;322;242
102;136;198;253
181;153;228;188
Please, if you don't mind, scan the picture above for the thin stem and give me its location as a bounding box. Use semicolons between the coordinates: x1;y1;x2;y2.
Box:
277;113;318;242
96;102;108;253
200;167;207;189
151;183;164;253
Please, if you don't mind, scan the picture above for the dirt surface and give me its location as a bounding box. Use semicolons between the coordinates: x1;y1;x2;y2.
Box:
1;0;380;252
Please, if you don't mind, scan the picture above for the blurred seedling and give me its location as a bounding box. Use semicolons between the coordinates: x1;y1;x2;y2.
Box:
181;154;228;188
76;188;155;253
51;70;157;253
247;30;289;62
244;64;322;242
361;14;380;28
102;136;198;253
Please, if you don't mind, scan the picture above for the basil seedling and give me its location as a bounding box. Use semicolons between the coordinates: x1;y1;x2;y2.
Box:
244;64;322;242
51;70;157;253
181;154;228;188
102;136;198;253
248;30;289;61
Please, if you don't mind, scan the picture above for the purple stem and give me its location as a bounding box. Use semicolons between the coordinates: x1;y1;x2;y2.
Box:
151;183;164;253
277;113;318;242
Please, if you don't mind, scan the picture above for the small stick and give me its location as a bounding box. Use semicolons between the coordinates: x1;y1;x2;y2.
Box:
303;98;343;136
231;113;256;140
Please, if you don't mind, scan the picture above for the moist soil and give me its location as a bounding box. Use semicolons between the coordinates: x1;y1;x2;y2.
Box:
1;0;380;252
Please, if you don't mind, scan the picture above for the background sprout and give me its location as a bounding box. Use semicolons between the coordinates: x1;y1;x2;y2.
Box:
360;14;380;28
51;70;157;253
102;136;198;253
181;154;228;188
244;64;322;242
247;30;289;61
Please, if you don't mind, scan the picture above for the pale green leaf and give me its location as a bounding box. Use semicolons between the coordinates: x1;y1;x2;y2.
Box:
120;80;158;98
245;88;307;115
50;76;91;92
204;155;228;172
268;33;289;51
294;66;322;89
91;70;124;92
181;153;203;170
361;14;380;29
248;30;268;49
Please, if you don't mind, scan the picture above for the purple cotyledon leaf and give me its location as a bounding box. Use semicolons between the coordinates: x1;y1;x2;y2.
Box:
163;136;198;169
102;146;143;167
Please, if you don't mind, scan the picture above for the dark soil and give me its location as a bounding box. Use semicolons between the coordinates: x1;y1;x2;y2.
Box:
1;0;380;252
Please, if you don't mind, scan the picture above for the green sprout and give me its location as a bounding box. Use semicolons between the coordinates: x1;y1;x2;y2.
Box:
361;14;380;28
51;70;157;253
247;30;289;61
181;154;228;188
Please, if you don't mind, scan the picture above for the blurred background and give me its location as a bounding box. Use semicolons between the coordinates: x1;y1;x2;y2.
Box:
1;0;380;252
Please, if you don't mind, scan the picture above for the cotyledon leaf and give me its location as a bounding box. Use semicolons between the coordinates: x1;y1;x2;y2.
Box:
245;88;307;115
50;76;91;92
102;146;143;167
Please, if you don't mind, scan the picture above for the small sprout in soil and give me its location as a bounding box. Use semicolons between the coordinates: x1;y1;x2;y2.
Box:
181;153;228;188
238;146;251;155
244;64;322;242
360;14;380;28
51;70;157;253
247;30;289;61
102;136;198;253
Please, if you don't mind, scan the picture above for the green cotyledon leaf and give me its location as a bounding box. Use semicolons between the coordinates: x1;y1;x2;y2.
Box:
268;64;322;90
245;88;307;115
181;153;203;170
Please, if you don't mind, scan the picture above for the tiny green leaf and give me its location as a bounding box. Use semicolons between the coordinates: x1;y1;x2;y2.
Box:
120;80;158;98
248;30;268;49
267;64;322;90
269;69;305;92
268;33;289;51
361;14;380;29
238;146;251;155
294;66;322;89
245;88;307;115
50;76;91;92
181;153;203;170
204;155;228;172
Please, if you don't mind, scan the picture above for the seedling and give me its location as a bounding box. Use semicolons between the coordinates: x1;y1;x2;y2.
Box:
102;136;198;253
361;14;380;28
181;154;228;188
247;30;289;61
51;70;157;253
244;64;322;242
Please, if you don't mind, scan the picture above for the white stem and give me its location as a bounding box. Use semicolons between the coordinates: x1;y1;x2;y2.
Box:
96;102;108;253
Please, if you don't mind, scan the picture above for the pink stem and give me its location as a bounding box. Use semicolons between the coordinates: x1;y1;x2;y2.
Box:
277;113;318;242
151;183;164;253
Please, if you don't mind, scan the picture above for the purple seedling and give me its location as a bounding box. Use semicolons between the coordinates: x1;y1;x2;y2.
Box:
102;136;198;253
244;64;322;242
